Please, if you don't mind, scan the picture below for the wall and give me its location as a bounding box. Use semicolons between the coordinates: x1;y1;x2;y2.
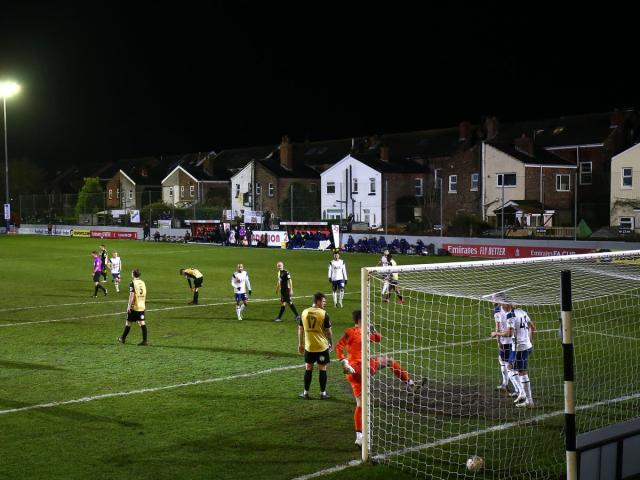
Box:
484;144;526;218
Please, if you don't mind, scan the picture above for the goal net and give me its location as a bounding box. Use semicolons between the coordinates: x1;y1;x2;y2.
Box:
361;251;640;479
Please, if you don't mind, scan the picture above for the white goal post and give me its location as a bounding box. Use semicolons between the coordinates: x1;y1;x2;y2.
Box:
361;250;640;479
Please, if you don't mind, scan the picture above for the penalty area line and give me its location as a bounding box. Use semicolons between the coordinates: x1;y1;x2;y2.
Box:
0;364;302;416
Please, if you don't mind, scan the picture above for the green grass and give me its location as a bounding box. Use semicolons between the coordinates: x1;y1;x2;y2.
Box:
1;236;638;480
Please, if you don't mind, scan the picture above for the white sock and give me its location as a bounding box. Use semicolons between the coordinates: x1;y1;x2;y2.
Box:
499;360;508;385
236;305;241;317
510;371;522;394
240;304;246;313
520;374;532;402
356;431;362;440
332;291;337;305
339;289;344;304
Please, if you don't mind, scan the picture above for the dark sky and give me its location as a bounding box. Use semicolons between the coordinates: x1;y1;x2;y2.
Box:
0;2;637;170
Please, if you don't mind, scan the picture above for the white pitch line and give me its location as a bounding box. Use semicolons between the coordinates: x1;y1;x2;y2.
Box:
574;328;640;341
0;297;228;313
0;364;302;416
290;460;363;480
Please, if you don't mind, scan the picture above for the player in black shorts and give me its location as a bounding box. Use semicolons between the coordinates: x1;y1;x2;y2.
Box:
118;269;148;346
274;261;300;322
99;245;108;282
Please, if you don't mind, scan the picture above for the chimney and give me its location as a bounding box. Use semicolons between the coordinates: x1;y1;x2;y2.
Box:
380;145;390;162
484;116;499;140
459;121;472;141
280;135;293;171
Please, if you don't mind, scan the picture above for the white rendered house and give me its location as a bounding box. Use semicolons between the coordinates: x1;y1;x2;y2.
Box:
320;154;382;227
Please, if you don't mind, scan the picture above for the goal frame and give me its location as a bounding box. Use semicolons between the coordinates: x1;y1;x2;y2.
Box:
360;249;640;464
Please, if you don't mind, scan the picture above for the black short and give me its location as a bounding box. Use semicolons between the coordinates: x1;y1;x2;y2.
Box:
304;349;330;365
127;310;145;322
280;292;291;303
93;272;102;282
194;277;203;288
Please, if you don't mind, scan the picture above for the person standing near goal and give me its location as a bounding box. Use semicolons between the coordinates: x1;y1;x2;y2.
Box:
99;244;109;282
108;251;122;293
336;310;414;447
328;252;348;308
298;292;333;400
91;251;108;297
491;302;522;398
275;261;301;322
231;263;252;320
503;302;535;408
382;254;404;304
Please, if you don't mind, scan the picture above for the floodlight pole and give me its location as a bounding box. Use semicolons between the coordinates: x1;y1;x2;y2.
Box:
3;96;9;232
439;177;443;237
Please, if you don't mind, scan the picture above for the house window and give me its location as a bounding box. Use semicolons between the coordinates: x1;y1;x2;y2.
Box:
497;173;517;187
190;185;195;197
370;178;376;194
268;183;274;197
622;167;633;188
327;182;336;194
352;177;358;193
128;189;133;200
180;185;185;197
415;178;424;197
448;175;457;193
256;183;261;195
556;174;570;192
169;187;173;198
434;169;442;188
471;173;479;191
235;184;240;198
116;188;120;199
579;161;592;185
108;189;113;200
620;216;634;230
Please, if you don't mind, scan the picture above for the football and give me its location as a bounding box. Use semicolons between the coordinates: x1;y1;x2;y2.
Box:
466;455;484;473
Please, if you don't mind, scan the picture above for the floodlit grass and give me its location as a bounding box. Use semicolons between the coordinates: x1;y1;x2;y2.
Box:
0;236;459;480
2;236;637;480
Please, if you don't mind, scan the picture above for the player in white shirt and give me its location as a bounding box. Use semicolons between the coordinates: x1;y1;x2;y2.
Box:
503;303;536;408
490;303;522;398
231;263;252;320
378;249;390;297
328;253;348;307
108;251;122;292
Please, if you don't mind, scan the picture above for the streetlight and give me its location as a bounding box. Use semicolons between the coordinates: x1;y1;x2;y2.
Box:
0;80;21;232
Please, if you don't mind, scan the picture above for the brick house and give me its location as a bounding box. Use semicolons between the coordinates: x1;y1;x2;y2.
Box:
610;142;640;232
104;157;164;209
492;110;640;229
483;142;577;228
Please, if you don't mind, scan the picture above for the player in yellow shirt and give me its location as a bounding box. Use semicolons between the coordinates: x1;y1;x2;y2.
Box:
117;269;148;346
298;292;333;400
180;268;203;305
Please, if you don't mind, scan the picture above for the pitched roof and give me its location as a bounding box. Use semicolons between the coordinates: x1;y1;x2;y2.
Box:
106;156;167;185
487;142;576;167
259;157;319;179
380;127;464;160
211;145;277;179
350;152;424;174
495;112;616;148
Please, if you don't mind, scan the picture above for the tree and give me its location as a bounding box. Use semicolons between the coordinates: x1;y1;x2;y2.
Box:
75;177;104;217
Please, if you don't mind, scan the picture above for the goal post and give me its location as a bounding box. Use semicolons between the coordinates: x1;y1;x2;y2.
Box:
361;250;640;479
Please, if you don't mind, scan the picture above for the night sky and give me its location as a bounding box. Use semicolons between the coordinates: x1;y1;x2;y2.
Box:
0;2;637;170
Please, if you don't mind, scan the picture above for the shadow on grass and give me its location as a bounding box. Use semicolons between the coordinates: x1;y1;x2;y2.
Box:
0;359;64;371
0;398;140;428
152;344;299;359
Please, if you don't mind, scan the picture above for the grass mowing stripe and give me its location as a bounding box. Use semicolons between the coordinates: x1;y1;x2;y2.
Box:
0;292;355;327
0;364;302;415
0;297;249;312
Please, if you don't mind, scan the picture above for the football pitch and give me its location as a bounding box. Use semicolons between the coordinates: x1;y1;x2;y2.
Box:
0;236;462;480
2;237;638;479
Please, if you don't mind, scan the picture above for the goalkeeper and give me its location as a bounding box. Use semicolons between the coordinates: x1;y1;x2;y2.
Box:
335;310;414;447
